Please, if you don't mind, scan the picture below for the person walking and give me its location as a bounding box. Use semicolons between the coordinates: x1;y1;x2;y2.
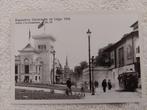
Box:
102;79;107;92
80;83;85;97
108;79;112;90
94;81;99;88
94;81;99;94
66;78;72;95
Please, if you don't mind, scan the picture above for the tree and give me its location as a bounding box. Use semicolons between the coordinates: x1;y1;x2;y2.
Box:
80;61;88;70
73;61;88;81
74;66;82;77
95;52;111;67
56;67;63;75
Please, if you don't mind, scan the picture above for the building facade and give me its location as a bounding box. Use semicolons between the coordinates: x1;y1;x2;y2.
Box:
15;33;56;84
105;21;140;89
82;67;113;87
82;21;140;89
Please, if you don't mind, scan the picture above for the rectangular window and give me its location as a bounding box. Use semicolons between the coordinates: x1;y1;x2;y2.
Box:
44;45;46;50
138;46;140;53
38;45;40;49
110;52;115;65
36;66;37;73
118;47;124;67
38;45;46;50
136;46;140;53
15;65;18;74
127;45;133;59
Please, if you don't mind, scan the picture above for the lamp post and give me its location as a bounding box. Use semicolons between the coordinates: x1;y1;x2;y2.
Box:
91;56;95;95
87;29;92;92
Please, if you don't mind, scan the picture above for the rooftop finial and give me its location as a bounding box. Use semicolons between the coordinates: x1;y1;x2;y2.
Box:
66;56;68;67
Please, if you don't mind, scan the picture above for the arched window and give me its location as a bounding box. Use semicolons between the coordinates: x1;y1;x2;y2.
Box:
24;58;29;64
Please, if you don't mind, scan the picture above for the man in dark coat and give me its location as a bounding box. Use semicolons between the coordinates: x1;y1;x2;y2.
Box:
94;81;99;88
108;79;112;90
66;78;72;95
102;79;107;92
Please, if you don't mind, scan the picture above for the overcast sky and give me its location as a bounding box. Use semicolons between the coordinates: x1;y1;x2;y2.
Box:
14;12;138;69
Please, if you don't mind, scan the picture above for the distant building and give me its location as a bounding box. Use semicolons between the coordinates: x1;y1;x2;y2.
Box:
62;56;73;83
82;21;140;89
15;33;56;84
54;59;64;84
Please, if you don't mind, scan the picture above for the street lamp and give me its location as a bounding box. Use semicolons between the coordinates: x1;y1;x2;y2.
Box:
86;29;92;92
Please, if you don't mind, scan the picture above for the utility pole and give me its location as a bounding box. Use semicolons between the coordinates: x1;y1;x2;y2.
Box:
52;50;56;84
91;56;95;95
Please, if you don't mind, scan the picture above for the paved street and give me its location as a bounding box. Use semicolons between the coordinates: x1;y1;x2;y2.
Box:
84;87;141;99
81;88;141;103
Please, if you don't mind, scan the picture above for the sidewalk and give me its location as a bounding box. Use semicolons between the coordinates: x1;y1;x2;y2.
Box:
82;87;141;100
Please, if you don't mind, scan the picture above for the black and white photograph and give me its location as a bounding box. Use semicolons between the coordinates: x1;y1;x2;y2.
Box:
13;12;141;103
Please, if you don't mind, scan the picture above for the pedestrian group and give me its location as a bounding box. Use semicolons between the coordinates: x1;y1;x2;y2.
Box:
102;79;112;92
65;78;112;96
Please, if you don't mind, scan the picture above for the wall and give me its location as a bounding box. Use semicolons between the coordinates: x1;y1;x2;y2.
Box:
0;0;147;110
82;67;111;88
93;67;113;87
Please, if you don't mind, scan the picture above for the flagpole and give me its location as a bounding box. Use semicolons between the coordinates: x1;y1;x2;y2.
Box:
38;18;46;32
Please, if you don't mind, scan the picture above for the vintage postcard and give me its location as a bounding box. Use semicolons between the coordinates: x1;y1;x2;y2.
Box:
11;11;141;104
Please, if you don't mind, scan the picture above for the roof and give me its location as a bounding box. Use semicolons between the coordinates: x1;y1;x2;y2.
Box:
18;43;39;53
32;33;56;42
130;21;138;28
104;30;138;52
83;66;109;73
